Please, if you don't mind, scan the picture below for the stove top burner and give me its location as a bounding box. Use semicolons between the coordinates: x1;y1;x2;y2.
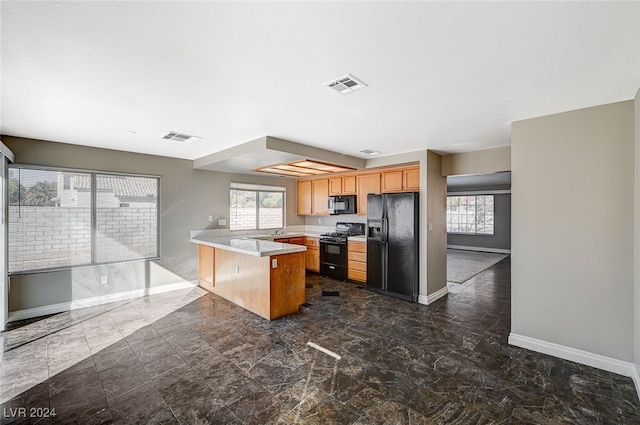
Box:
320;222;365;243
321;232;346;237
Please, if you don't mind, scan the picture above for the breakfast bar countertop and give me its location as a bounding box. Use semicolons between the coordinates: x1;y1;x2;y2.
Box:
190;235;307;257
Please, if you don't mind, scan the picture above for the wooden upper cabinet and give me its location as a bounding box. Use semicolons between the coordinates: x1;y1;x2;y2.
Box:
381;170;404;193
357;173;381;216
328;177;342;196
404;167;420;191
296;180;312;215
328;175;357;196
311;179;329;215
342;175;357;195
382;167;420;193
298;166;417;216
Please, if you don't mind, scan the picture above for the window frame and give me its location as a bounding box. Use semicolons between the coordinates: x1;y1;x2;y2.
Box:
446;193;495;236
7;164;161;275
229;182;286;232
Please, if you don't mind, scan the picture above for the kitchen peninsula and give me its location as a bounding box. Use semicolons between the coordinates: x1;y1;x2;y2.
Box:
190;235;307;320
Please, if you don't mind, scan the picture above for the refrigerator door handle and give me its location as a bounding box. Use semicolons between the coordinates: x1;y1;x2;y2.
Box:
382;218;388;243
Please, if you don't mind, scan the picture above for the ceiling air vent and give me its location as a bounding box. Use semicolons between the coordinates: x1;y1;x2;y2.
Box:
162;131;201;143
359;149;380;155
324;74;367;94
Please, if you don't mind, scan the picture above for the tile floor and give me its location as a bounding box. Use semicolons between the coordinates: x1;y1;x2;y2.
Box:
1;258;639;424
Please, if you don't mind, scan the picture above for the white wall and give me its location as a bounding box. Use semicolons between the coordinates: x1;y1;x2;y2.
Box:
511;100;635;362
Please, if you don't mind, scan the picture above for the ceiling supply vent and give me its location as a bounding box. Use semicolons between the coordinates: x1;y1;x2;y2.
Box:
162;131;202;143
324;74;367;94
359;149;380;155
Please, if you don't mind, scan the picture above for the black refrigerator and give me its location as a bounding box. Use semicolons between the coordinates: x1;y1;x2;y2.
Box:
367;192;419;302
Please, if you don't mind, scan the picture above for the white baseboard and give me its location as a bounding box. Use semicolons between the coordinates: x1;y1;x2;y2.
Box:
447;245;511;254
632;364;640;401
418;286;449;305
509;333;637;378
8;281;197;323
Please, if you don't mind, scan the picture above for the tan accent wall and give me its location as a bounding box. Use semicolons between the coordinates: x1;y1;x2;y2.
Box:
511;101;634;361
441;146;511;176
635;88;640;371
426;151;447;295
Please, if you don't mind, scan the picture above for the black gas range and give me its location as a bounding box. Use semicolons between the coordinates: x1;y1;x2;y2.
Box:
320;222;364;281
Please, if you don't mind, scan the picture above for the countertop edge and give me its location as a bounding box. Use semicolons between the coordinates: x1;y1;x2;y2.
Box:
191;237;307;257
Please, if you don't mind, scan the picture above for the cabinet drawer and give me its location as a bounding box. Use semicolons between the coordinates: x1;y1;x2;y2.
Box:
289;237;304;245
348;241;367;253
274;238;290;243
348;269;366;282
348;251;366;262
349;261;366;272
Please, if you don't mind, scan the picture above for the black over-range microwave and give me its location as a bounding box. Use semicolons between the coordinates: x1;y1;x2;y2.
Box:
328;195;357;215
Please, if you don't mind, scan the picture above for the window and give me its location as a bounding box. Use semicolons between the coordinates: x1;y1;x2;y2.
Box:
230;183;285;231
95;174;159;264
446;194;494;235
8;166;159;273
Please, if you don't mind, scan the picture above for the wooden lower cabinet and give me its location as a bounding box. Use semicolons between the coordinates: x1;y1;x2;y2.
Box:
347;240;367;282
198;244;215;291
304;237;320;273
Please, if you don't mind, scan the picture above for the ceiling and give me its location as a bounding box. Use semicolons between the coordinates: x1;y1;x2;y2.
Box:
1;2;639;164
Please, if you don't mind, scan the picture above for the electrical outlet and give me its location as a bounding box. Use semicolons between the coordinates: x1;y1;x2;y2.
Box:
318;218;321;224
101;275;108;284
235;265;240;274
218;219;227;226
272;258;278;269
428;223;433;231
208;215;213;222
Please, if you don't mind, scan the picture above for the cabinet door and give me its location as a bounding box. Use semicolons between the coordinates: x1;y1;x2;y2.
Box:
297;180;312;215
312;179;329;215
303;236;319;248
198;245;214;290
328;177;342;196
382;170;404;193
404;167;420;191
342;176;357;195
305;247;320;272
357;173;381;216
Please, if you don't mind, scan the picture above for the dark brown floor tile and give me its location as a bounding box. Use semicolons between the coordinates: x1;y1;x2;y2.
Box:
49;380;105;411
92;340;137;373
109;385;166;423
50;396;112;425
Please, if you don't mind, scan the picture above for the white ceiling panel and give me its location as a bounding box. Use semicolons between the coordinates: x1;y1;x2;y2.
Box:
1;1;638;162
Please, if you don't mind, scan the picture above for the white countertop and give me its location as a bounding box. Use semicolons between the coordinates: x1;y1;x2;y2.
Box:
348;235;367;242
191;235;307;257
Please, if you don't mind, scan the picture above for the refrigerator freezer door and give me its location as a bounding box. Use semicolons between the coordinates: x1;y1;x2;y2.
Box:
366;239;384;291
367;193;383;221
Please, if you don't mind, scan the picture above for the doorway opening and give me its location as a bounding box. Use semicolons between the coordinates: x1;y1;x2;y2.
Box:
445;171;511;288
